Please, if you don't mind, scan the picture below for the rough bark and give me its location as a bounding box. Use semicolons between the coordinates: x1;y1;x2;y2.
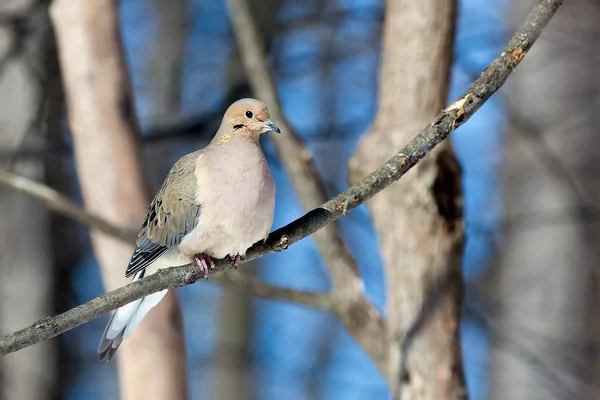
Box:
489;0;600;398
0;3;55;399
348;1;466;398
48;1;187;399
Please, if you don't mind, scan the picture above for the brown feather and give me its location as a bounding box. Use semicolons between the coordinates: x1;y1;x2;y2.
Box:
139;150;202;247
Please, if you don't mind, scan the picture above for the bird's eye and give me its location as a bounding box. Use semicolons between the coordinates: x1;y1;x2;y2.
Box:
245;111;254;119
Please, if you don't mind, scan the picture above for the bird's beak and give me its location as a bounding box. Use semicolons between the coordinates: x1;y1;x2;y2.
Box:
263;120;281;134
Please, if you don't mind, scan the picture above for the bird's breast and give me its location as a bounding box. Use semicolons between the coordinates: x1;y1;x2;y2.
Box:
185;145;275;259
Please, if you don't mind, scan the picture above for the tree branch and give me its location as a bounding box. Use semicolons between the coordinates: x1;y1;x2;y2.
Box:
225;0;363;292
0;169;137;243
0;167;336;312
0;0;562;381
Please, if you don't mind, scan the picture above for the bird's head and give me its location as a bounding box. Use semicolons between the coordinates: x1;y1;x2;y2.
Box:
222;98;281;141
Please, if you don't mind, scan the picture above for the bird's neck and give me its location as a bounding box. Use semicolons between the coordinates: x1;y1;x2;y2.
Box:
211;126;260;147
209;131;263;157
203;134;266;180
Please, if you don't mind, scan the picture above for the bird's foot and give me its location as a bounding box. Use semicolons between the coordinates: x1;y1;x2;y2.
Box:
194;254;215;280
228;254;244;269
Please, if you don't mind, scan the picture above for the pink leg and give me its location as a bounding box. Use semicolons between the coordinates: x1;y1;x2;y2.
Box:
228;254;243;269
194;254;215;280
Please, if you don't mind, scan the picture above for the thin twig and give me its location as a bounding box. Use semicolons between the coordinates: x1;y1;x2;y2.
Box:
0;0;562;373
214;272;337;311
226;0;363;290
0;169;137;243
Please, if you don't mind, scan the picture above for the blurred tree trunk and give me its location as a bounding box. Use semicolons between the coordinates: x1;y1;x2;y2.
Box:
489;1;600;399
39;7;79;398
147;0;187;126
0;3;56;400
215;273;256;400
348;1;465;398
49;1;188;399
144;0;188;200
225;0;285;92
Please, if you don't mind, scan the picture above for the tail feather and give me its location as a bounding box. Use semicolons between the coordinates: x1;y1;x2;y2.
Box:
98;320;126;362
97;271;168;361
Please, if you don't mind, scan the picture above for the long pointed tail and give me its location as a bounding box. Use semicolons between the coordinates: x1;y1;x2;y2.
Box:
97;271;168;361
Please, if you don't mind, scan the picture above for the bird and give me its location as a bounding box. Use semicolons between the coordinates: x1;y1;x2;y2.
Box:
97;98;280;361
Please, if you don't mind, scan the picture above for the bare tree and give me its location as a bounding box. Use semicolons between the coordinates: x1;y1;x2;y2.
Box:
348;1;465;398
48;1;187;399
489;0;600;399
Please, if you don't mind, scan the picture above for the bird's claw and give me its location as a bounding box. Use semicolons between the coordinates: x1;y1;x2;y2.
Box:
228;254;244;269
194;254;215;280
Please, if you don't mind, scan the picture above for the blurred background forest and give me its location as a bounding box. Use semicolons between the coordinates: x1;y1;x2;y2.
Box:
0;0;597;399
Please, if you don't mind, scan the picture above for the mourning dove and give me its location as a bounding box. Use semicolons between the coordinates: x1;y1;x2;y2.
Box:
98;98;279;361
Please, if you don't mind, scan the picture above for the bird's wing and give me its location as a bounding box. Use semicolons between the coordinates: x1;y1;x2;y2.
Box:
125;151;202;278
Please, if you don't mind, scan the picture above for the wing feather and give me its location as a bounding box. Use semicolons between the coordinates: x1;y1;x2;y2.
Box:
125;151;202;278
